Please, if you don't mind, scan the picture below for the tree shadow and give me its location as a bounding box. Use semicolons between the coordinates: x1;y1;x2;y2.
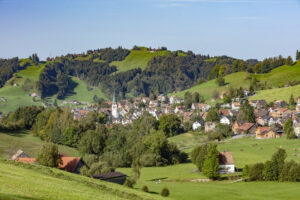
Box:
0;130;28;138
62;77;79;98
0;193;44;200
147;177;168;181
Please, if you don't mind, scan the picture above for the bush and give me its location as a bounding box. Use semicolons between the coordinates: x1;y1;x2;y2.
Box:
142;185;149;193
124;178;135;188
36;143;61;167
160;187;170;197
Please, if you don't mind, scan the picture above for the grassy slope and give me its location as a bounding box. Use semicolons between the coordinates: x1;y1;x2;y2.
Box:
249;84;300;103
0;61;107;114
110;49;169;72
47;76;107;105
174;61;300;104
0;160;165;200
118;135;300;200
0;131;78;159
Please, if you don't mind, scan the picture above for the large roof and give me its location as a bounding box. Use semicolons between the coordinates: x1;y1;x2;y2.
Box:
59;157;82;172
92;171;126;180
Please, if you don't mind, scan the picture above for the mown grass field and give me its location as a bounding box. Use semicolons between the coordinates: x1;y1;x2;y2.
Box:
218;136;300;168
0;160;165;200
110;49;169;72
249;84;300;103
174;61;300;105
0;131;79;159
119;135;300;200
168;132;208;154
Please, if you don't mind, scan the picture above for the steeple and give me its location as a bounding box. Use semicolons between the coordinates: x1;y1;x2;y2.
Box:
113;91;116;104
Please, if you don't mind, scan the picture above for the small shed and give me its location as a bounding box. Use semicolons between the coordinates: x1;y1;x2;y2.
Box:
92;171;127;185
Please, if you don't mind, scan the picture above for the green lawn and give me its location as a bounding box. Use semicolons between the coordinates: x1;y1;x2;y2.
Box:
0;160;165;200
0;131;78;159
218;136;300;168
174;61;300;105
130;181;300;200
110;49;169;72
168;132;208;154
47;76;107;105
249;84;300;103
15;63;46;81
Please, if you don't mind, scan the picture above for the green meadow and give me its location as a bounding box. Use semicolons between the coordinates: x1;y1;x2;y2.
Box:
174;61;300;105
249;84;300;103
0;160;165;200
110;49;169;72
0;131;78;159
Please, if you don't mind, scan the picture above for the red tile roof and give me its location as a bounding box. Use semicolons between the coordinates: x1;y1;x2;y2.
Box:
59;157;81;172
16;158;36;164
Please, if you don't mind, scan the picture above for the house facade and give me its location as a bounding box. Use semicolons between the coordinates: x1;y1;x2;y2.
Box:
219;152;235;174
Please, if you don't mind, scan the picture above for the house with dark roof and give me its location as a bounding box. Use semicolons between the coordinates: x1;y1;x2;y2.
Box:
11;150;31;161
219;152;235;174
92;171;127;185
232;121;255;135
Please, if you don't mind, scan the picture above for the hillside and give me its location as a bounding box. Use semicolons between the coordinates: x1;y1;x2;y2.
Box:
0;60;108;114
0;131;78;159
174;61;300;104
249;84;300;103
0;159;166;200
110;48;170;72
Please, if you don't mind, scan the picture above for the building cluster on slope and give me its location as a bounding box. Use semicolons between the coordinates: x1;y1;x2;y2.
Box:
71;92;300;140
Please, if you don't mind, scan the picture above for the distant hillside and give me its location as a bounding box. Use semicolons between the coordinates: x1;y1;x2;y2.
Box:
174;61;300;104
110;48;170;72
0;159;165;200
249;84;300;103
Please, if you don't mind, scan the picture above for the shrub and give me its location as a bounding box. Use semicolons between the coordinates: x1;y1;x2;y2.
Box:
36;143;61;167
142;185;149;193
160;187;170;197
124;178;135;188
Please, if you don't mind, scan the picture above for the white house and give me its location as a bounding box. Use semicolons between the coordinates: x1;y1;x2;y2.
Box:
220;116;231;125
192;121;202;131
191;103;211;112
231;102;241;110
294;123;300;137
169;96;183;105
219;152;235;174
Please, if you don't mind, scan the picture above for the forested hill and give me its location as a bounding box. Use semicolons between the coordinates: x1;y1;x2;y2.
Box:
0;46;297;104
35;46;260;100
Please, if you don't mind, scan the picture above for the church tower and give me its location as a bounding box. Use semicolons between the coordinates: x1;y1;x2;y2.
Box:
112;92;119;119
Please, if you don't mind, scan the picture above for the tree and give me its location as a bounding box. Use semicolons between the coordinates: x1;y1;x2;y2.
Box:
263;161;274;181
184;92;193;108
142;186;149;192
193;92;200;103
271;148;287;180
202;144;219;180
160;187;170;197
285;56;293;66
206;108;220;122
237;100;255;123
289;93;296;107
216;76;225;86
191;144;210;171
79;126;108;155
249;163;264;181
296;50;300;61
36;143;61;167
158;114;181;137
284;119;296;139
242;165;250;178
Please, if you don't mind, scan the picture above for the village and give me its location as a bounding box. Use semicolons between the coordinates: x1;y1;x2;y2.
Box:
71;92;300;140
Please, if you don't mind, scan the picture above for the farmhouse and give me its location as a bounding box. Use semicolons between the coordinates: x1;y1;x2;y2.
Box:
205;122;216;132
92;171;127;185
11;149;31;161
232;121;255;135
219;152;235;174
220;116;231;125
255;127;277;139
294;123;300;137
59;156;84;174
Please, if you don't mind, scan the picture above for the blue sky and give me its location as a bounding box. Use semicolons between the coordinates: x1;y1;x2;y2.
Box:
0;0;299;60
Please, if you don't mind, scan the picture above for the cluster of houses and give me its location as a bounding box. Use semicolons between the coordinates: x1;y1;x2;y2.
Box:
71;92;300;140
